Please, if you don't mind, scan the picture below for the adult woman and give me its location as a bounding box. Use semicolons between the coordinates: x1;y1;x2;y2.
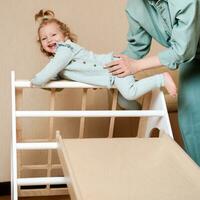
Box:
106;0;200;166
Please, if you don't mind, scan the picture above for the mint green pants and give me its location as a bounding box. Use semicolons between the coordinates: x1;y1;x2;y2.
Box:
114;74;164;110
179;58;200;166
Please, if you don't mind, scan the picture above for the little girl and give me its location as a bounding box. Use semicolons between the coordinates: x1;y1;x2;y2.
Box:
31;10;177;109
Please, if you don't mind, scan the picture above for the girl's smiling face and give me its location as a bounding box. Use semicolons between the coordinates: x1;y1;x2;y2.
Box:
39;22;66;54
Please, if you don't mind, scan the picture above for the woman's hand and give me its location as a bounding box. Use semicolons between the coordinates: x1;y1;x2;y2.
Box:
105;54;137;77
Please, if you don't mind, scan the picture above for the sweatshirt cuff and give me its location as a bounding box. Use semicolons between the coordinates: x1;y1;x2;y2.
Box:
158;50;179;70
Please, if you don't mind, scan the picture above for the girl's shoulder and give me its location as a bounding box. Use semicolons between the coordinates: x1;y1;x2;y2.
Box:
56;40;83;53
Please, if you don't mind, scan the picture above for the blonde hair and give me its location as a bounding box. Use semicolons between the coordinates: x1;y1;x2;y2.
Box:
35;9;77;57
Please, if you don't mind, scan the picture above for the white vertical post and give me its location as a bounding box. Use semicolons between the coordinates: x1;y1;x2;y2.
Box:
11;71;18;200
16;88;23;195
159;91;173;138
137;89;173;138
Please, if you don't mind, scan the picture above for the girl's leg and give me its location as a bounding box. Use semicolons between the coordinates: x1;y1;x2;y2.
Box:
117;92;142;110
179;59;200;166
114;74;164;100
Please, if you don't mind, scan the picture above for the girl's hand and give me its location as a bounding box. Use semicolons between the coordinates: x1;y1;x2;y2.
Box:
104;54;137;77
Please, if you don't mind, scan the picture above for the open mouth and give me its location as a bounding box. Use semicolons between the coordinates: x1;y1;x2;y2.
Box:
48;43;57;49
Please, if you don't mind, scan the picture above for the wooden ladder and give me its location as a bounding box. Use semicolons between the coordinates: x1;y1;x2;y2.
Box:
11;71;173;200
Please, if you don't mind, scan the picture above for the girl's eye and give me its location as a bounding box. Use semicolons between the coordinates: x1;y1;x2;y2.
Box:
52;34;56;36
41;37;47;41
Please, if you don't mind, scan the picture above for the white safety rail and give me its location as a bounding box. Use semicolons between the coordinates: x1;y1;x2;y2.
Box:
11;71;173;200
16;110;164;117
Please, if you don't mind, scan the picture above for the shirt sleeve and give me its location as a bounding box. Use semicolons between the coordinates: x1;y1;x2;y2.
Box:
158;1;200;69
122;11;152;59
31;44;74;87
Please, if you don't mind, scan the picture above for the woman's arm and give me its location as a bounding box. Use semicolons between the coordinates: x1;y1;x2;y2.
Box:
106;0;200;77
105;8;155;77
105;54;161;77
158;0;200;69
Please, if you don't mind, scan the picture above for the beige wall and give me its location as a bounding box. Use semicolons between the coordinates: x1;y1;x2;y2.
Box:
0;0;180;182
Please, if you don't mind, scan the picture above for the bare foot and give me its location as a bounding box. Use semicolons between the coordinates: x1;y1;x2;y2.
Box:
163;72;177;97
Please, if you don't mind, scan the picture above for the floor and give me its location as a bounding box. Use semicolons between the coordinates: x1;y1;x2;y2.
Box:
0;196;69;200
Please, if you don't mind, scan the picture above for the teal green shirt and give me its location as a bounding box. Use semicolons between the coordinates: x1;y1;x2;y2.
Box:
123;0;200;69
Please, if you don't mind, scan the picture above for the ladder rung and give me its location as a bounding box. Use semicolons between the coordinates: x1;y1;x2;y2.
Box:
21;138;55;142
16;142;58;150
16;110;164;117
21;164;62;170
17;177;69;186
14;80;114;89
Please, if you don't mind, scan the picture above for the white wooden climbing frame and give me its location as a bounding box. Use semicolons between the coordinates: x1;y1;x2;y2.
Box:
11;71;173;200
